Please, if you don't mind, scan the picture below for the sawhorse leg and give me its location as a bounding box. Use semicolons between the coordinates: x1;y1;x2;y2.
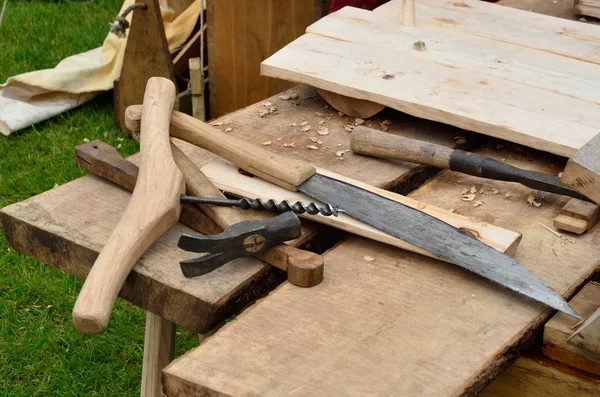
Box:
141;312;175;397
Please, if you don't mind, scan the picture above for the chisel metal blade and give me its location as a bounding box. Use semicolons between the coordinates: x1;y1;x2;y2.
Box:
299;173;581;320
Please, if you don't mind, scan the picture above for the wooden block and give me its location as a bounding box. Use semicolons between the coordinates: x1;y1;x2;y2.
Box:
562;133;600;204
543;282;600;376
553;198;600;234
480;355;600;397
114;0;176;132
189;57;205;121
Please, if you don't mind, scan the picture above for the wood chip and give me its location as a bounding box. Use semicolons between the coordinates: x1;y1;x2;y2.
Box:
276;137;283;141
344;125;355;132
527;191;542;207
364;255;375;262
462;194;476;202
259;110;269;118
317;140;323;145
283;142;295;148
301;125;311;132
261;141;272;146
289;122;298;127
473;200;483;208
338;111;344;117
299;121;308;126
469;186;477;194
278;92;298;100
461;188;469;195
224;127;233;133
491;188;499;195
315;112;324;117
355;118;365;125
317;126;329;136
336;151;345;157
310;137;319;143
212;121;225;126
307;145;319;150
454;136;467;145
318;120;326;125
379;120;391;131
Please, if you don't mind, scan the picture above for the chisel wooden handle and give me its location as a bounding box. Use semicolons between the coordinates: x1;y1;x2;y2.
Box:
72;78;184;334
125;105;316;191
75;140;324;287
350;126;453;169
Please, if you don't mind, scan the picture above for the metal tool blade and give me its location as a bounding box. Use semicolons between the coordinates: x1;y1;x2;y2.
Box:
299;173;581;320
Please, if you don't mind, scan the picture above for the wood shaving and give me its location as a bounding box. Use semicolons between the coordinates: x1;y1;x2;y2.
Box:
261;141;272;146
301;125;311;132
479;188;485;194
315;112;324;117
491;188;499;195
317;127;329;136
379;120;391;131
278;92;298;100
454;136;467;145
469;186;477;194
276;137;283;141
318;120;326;125
338;111;344;117
307;145;319;150
462;193;476;202
299;121;308;126
283;142;295;148
344;125;355;132
224;127;233;133
212;121;228;126
259;102;277;118
461;188;469;195
289;122;298;127
537;222;562;238
527;191;542;207
355;118;365;125
364;255;375;262
262;101;273;107
336;143;342;146
310;137;319;143
336;151;345;157
473;200;483;208
318;140;323;145
505;193;511;198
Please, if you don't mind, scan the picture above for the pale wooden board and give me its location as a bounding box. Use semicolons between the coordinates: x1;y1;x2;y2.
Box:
480;354;600;397
262;4;600;157
543;282;600;376
162;142;600;396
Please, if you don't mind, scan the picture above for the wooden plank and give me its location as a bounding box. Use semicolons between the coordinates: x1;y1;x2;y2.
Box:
262;6;600;157
163;142;600;396
374;1;600;54
140;313;175;397
562;133;600;204
553;198;600;234
543;282;600;376
206;0;322;118
172;30;201;77
0;86;470;333
576;0;600;20
480;354;600;397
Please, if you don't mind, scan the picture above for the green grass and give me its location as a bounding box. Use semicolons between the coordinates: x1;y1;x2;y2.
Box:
0;1;198;395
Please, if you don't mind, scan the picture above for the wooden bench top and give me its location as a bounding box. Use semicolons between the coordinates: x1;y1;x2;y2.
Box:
0;85;466;333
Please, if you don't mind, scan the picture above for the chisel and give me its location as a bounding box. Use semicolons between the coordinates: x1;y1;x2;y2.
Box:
350;126;591;202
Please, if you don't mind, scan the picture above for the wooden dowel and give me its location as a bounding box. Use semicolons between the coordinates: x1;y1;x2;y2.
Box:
402;0;416;27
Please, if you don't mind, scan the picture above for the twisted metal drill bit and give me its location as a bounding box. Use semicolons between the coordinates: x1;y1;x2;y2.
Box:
180;195;343;217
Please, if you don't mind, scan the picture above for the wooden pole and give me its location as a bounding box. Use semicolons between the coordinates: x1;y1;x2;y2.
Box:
402;0;416;26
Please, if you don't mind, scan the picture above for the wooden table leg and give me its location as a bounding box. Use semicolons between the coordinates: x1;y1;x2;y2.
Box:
141;312;175;397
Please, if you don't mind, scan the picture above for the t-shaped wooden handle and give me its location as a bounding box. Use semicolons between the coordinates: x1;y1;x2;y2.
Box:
72;77;184;334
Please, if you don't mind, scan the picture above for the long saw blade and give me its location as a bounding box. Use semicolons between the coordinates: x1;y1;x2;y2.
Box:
299;173;581;320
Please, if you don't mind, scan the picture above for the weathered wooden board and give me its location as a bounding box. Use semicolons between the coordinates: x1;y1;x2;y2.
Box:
206;0;322;118
480;354;600;397
1;86;470;334
262;2;600;157
543;282;600;376
576;0;600;20
163;142;600;396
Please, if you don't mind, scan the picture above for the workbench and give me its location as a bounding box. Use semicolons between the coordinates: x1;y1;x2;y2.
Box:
3;84;600;396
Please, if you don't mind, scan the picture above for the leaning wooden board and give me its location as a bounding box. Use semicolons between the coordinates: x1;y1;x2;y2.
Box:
0;86;471;333
261;0;600;157
163;142;600;396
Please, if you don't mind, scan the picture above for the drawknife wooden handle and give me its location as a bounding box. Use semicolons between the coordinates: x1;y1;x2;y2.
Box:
125;105;316;191
72;78;184;334
75;140;324;287
350;126;453;169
